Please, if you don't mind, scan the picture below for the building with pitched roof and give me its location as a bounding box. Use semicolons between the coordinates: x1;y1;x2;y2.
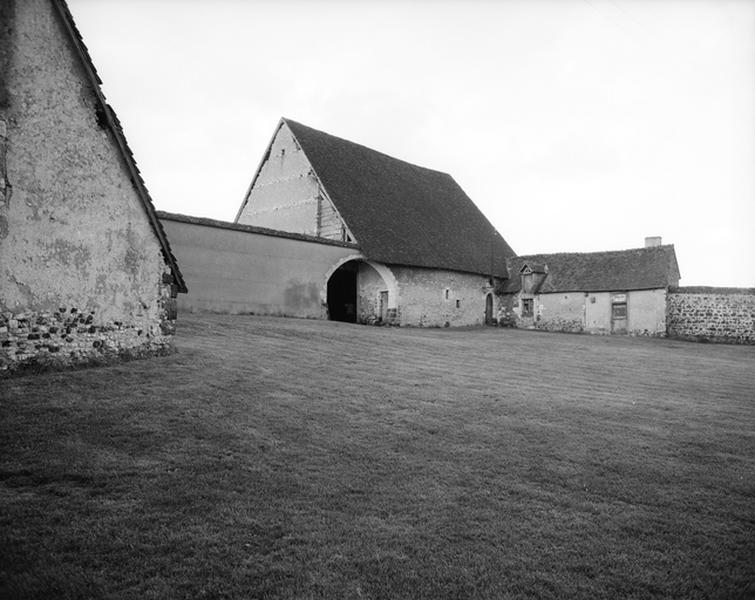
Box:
228;117;515;326
0;0;186;375
498;239;681;335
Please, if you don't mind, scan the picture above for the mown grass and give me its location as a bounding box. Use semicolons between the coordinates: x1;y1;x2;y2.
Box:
1;314;754;599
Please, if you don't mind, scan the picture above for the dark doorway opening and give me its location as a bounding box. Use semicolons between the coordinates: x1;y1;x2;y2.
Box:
327;262;358;322
485;293;494;325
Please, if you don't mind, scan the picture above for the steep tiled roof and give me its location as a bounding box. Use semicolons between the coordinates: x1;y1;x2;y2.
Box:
51;0;187;293
502;245;681;293
274;118;516;277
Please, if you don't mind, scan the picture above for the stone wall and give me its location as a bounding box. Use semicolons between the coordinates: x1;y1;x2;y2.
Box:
0;291;175;376
667;289;755;344
0;0;178;376
391;266;498;327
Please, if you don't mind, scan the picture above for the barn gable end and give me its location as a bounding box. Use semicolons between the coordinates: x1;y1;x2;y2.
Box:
0;0;185;376
236;121;355;243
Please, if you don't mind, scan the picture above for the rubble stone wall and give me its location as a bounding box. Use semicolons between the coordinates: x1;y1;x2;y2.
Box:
667;289;755;344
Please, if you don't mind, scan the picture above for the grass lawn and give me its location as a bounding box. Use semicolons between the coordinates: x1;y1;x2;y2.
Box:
1;313;754;599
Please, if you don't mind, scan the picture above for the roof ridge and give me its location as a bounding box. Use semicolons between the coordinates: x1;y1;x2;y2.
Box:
282;117;454;179
517;244;675;260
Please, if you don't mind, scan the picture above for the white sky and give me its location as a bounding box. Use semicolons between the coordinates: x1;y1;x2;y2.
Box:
69;0;755;287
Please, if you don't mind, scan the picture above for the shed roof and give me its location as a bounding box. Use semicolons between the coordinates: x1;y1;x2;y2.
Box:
51;0;187;292
241;118;516;278
502;245;681;294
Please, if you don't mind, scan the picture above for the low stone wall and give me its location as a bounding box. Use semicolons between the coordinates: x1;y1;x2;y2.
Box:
0;296;176;377
667;289;755;344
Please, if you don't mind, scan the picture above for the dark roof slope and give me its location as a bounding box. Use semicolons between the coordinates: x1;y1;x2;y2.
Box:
502;245;681;293
51;0;186;292
280;118;515;277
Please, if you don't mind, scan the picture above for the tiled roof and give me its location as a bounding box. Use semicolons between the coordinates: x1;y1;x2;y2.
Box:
502;245;681;293
277;119;516;278
52;0;187;293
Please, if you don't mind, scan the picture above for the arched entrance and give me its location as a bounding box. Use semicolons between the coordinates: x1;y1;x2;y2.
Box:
327;261;358;322
323;258;399;324
485;293;494;325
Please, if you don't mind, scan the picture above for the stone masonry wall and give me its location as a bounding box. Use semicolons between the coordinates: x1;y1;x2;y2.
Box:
667;290;755;344
0;288;175;376
0;0;177;376
392;266;498;327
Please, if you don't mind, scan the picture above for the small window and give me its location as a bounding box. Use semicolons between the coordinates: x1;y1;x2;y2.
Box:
521;298;534;317
456;299;461;309
280;148;286;158
612;303;627;319
444;288;450;300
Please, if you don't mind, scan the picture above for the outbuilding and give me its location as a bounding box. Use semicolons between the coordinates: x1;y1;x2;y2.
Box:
0;0;186;375
499;239;680;336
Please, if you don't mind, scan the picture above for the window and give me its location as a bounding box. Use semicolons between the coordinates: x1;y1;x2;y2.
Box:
456;299;461;308
521;298;534;317
612;303;627;319
444;288;450;300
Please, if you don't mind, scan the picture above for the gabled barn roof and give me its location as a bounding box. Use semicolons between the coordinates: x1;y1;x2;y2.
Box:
51;0;187;293
502;245;681;294
243;118;516;278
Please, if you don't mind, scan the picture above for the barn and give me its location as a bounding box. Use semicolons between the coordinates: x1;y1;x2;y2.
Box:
0;0;186;376
231;117;516;326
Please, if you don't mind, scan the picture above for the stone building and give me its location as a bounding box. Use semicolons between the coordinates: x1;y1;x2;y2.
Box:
499;239;680;336
230;117;516;326
0;0;186;376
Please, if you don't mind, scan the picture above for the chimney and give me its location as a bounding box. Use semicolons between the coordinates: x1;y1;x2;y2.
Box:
645;236;662;248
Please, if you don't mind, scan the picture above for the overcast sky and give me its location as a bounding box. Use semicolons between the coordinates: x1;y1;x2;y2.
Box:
69;0;755;287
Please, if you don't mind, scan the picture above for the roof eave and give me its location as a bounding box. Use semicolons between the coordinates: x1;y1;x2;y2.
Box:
51;0;187;293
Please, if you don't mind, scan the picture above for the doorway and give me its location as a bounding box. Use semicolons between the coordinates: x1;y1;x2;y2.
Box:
611;293;627;334
379;290;389;323
327;262;357;322
485;293;494;325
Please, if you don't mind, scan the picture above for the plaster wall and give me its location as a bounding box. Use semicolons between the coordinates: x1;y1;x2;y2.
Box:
626;289;667;335
585;290;666;335
500;289;667;336
0;0;174;375
237;123;348;240
584;293;612;334
161;216;359;317
391;266;496;327
538;292;586;333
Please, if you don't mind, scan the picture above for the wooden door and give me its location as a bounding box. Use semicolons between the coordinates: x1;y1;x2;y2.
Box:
611;294;627;334
379;291;388;323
